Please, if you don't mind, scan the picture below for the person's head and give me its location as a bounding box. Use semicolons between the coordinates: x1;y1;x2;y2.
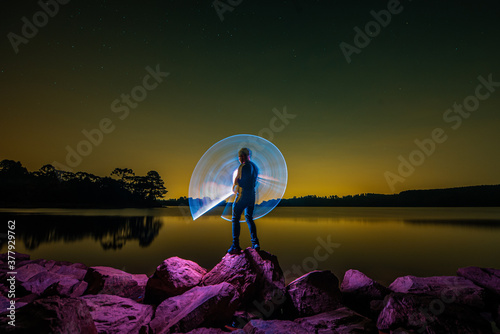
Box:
238;147;251;164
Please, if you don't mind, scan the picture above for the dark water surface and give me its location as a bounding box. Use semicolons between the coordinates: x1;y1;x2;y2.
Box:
1;207;499;286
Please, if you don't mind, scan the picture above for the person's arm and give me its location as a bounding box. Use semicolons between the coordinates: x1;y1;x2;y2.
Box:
233;164;243;193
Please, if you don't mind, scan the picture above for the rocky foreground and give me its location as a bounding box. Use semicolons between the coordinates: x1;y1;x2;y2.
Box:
1;250;499;333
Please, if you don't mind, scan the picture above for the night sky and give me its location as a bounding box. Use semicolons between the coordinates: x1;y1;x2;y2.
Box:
1;0;499;199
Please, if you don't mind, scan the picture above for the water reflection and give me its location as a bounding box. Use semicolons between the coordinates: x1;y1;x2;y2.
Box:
404;219;500;228
1;207;499;285
0;214;162;250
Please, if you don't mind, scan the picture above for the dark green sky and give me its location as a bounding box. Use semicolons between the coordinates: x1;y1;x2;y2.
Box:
1;0;499;198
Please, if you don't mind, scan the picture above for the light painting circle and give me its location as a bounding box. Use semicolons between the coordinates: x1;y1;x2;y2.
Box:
189;134;287;222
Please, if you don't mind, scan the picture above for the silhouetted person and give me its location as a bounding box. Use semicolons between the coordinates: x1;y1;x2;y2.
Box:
228;148;260;254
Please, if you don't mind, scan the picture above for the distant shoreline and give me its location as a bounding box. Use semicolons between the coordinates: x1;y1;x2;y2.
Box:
162;184;500;208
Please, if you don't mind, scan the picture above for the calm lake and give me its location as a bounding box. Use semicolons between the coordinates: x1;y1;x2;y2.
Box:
1;207;499;286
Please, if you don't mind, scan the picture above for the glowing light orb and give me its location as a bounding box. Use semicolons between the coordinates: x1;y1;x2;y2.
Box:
189;134;287;222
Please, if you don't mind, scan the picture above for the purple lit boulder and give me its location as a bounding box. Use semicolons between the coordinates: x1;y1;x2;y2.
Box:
15;263;47;283
22;271;87;298
0;295;10;312
389;275;487;310
84;266;148;302
145;256;207;304
14;261;88;298
377;293;492;333
202;248;285;316
202;249;257;305
295;307;377;333
0;295;29;315
22;259;89;282
0;295;97;333
80;294;153;334
149;282;239;334
340;269;390;317
52;262;88;280
245;248;286;309
457;267;500;297
285;270;342;318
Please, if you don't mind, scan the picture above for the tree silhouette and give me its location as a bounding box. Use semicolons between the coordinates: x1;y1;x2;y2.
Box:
0;159;168;208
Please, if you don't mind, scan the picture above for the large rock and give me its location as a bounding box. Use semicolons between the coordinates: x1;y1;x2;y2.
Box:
0;253;30;285
202;249;257;304
0;295;9;309
21;271;88;298
145;256;207;304
23;259;89;280
377;293;493;334
80;294;153;334
202;248;285;317
389;275;487;309
0;295;97;333
15;263;47;283
239;319;309;333
149;282;239;334
8;260;89;298
457;267;500;297
295;307;377;333
0;295;29;315
52;262;88;280
84;266;148;302
285;270;342;318
340;269;390;318
245;248;286;311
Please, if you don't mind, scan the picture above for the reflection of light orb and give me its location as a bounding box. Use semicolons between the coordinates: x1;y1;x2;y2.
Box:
189;134;288;222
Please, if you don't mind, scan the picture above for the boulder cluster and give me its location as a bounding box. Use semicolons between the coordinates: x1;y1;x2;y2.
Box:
1;250;499;333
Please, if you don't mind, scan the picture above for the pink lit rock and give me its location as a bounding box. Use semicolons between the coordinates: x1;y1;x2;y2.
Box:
457;266;500;297
149;282;238;334
295;307;377;333
285;270;342;317
389;275;486;309
84;266;148;302
81;294;153;334
145;256;207;304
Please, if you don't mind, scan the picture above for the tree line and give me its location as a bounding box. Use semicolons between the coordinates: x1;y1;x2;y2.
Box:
163;184;500;208
0;159;167;208
277;185;500;207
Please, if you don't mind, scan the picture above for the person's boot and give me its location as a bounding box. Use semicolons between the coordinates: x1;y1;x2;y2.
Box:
251;239;260;251
227;243;242;254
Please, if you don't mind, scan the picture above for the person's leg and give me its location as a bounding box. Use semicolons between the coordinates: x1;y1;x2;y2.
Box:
229;201;244;253
244;202;259;248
